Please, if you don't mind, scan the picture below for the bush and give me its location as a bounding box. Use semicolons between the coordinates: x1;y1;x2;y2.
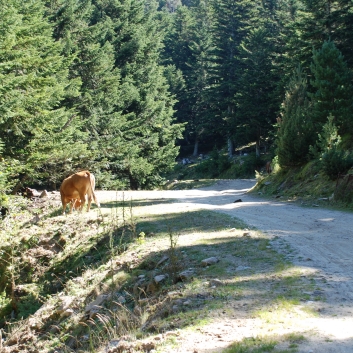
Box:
321;148;353;180
194;148;231;178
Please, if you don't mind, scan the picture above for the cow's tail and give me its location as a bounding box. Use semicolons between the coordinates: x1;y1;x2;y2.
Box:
87;171;100;208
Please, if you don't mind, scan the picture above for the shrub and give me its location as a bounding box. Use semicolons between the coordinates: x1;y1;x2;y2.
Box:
194;148;231;178
321;148;353;180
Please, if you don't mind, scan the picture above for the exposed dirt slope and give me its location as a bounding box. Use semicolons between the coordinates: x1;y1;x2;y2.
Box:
96;179;353;353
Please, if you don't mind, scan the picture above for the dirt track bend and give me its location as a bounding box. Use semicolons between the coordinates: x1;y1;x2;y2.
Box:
97;179;353;352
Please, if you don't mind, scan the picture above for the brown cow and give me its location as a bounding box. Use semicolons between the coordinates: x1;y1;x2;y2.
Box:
265;161;272;174
60;171;100;214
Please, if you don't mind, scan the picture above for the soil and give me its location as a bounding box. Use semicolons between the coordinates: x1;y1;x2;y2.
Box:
96;179;353;353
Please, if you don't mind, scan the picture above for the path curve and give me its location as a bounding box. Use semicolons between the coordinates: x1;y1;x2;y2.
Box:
97;179;353;352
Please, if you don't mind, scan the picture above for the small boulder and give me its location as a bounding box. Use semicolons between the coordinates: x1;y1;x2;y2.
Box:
209;278;223;287
178;269;195;281
154;274;168;284
40;190;49;198
201;257;219;267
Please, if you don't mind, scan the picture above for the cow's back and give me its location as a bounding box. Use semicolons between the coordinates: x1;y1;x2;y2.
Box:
60;171;91;199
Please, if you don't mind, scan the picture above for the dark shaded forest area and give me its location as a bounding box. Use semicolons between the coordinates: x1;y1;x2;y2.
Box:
1;0;353;198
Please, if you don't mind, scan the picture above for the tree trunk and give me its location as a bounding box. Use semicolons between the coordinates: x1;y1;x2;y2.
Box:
255;140;260;158
193;137;199;157
129;174;139;190
227;137;234;158
11;174;29;195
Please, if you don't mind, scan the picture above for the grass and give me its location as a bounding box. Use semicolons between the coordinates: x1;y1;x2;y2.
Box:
222;333;307;353
0;189;322;353
252;159;353;211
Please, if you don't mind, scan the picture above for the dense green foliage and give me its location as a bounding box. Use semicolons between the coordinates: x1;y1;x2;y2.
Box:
1;0;353;191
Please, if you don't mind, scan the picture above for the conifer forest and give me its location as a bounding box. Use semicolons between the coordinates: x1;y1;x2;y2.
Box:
1;0;353;193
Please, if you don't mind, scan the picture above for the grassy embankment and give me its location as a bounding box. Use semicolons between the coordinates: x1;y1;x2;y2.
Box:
0;175;326;353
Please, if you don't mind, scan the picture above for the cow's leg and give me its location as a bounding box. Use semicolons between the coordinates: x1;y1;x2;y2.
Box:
62;201;68;215
61;192;68;215
69;200;75;214
87;195;92;212
79;195;86;212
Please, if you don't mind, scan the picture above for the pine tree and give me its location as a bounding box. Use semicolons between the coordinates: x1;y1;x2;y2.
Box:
0;0;88;191
295;0;353;70
46;0;123;186
210;0;261;156
234;25;281;156
162;5;196;151
309;40;353;142
92;0;184;189
276;66;314;167
184;1;215;156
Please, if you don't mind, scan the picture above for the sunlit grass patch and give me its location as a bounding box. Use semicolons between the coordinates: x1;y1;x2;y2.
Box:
222;333;307;353
222;336;278;353
255;297;309;326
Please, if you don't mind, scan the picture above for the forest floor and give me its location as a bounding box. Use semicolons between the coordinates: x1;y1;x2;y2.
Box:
95;179;353;353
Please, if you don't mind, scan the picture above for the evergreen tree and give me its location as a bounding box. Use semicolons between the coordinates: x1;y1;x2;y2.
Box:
210;0;261;156
162;6;195;151
184;1;215;156
309;40;353;143
276;66;314;167
234;25;281;156
331;0;353;68
0;0;88;191
296;0;353;70
92;0;184;189
46;0;123;186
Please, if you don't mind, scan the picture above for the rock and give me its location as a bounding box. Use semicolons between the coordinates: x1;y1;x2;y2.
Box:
156;255;169;267
178;269;195;280
201;257;219;267
233;199;242;203
57;296;75;315
209;279;223;287
24;187;40;198
62;308;74;317
28;317;41;330
85;294;109;313
167;291;181;297
165;331;179;337
154;274;168;284
40;190;49;198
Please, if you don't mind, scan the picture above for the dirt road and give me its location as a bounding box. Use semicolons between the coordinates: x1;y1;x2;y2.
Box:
97;179;353;352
